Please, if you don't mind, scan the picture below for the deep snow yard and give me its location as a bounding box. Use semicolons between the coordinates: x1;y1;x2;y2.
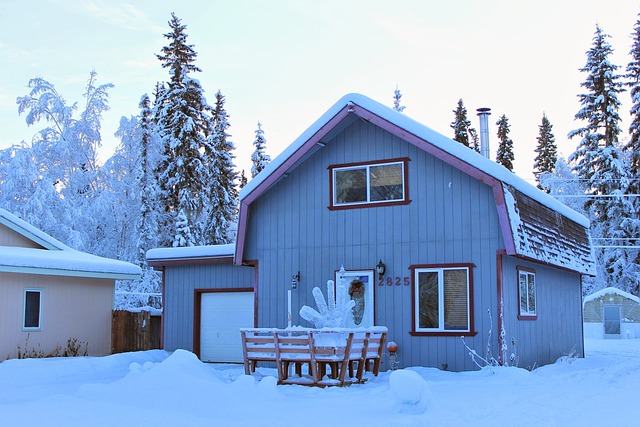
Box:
1;338;638;426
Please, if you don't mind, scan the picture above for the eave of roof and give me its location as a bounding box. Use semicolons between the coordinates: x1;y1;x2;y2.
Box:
147;244;235;267
0;247;141;280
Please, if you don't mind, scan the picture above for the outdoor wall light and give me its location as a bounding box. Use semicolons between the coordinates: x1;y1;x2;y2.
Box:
376;260;386;280
292;271;300;289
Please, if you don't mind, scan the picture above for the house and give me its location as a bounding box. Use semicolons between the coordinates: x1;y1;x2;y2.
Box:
583;287;640;339
148;93;594;371
0;208;141;359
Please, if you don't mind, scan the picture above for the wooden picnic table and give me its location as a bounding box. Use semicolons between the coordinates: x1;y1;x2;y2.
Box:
240;327;388;386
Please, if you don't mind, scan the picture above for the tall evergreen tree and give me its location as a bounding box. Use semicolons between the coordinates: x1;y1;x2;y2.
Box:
533;113;558;191
393;86;406;112
202;91;238;244
625;14;640;213
136;94;159;264
450;99;478;151
495;114;515;171
250;121;270;178
624;12;640;294
568;24;636;293
568;25;624;187
154;13;212;247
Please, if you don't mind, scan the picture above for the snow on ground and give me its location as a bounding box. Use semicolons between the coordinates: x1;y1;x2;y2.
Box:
0;339;638;426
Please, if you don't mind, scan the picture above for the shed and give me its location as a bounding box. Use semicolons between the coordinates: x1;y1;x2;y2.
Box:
583;287;640;339
149;93;594;371
0;208;141;359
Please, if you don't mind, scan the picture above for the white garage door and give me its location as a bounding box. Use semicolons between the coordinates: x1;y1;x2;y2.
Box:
200;291;254;363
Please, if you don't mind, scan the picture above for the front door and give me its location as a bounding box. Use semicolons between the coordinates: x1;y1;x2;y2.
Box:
603;305;621;339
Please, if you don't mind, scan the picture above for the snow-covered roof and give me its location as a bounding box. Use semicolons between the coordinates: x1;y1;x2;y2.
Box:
235;93;594;274
0;247;141;279
584;287;640;305
147;244;235;264
240;93;589;227
503;185;595;276
0;208;141;280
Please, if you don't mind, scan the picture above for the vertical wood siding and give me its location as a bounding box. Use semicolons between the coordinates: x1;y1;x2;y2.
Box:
243;119;505;371
163;263;255;353
501;256;584;369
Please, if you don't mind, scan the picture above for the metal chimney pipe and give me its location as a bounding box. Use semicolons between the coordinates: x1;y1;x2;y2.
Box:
476;107;492;159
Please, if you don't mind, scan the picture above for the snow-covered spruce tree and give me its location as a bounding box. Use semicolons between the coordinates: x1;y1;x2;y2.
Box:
625;14;640;225
450;98;478;150
155;13;212;247
250;121;271;178
495;114;515;171
173;208;196;247
568;25;624;193
239;169;248;189
533;113;558;191
393;86;406;112
569;25;637;293
202;91;238;244
136;94;162;264
469;128;480;153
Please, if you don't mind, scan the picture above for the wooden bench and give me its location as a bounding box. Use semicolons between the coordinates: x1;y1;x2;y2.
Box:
240;329;279;375
240;327;388;386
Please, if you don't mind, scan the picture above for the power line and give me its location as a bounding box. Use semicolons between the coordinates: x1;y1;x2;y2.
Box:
592;245;640;249
551;194;640;198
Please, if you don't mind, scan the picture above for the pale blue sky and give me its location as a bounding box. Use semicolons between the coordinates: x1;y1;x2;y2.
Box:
0;0;637;180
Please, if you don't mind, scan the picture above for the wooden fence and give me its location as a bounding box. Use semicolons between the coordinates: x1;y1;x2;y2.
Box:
112;310;161;354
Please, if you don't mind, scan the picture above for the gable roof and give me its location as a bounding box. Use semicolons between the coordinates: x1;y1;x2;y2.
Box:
0;208;141;280
233;93;594;275
0;208;71;251
584;287;640;305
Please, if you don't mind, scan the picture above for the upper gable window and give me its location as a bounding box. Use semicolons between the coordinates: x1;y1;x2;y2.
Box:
329;158;409;209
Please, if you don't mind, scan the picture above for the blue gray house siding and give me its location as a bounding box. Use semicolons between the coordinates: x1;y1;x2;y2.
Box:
500;255;585;369
155;95;591;372
243;119;506;371
163;263;255;353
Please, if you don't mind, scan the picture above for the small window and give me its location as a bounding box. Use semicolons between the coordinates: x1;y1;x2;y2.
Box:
23;289;42;330
329;158;409;209
518;268;537;319
411;264;475;335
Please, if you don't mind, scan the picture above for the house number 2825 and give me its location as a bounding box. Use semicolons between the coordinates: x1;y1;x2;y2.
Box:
378;277;410;286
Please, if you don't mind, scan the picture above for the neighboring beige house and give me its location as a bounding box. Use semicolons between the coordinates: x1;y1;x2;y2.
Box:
0;208;141;359
583;287;640;339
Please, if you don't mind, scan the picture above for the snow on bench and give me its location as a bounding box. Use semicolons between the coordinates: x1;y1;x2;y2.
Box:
240;327;387;386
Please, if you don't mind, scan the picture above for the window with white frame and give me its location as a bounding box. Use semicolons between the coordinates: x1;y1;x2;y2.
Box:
518;268;536;318
330;158;408;208
23;289;42;330
413;265;473;333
